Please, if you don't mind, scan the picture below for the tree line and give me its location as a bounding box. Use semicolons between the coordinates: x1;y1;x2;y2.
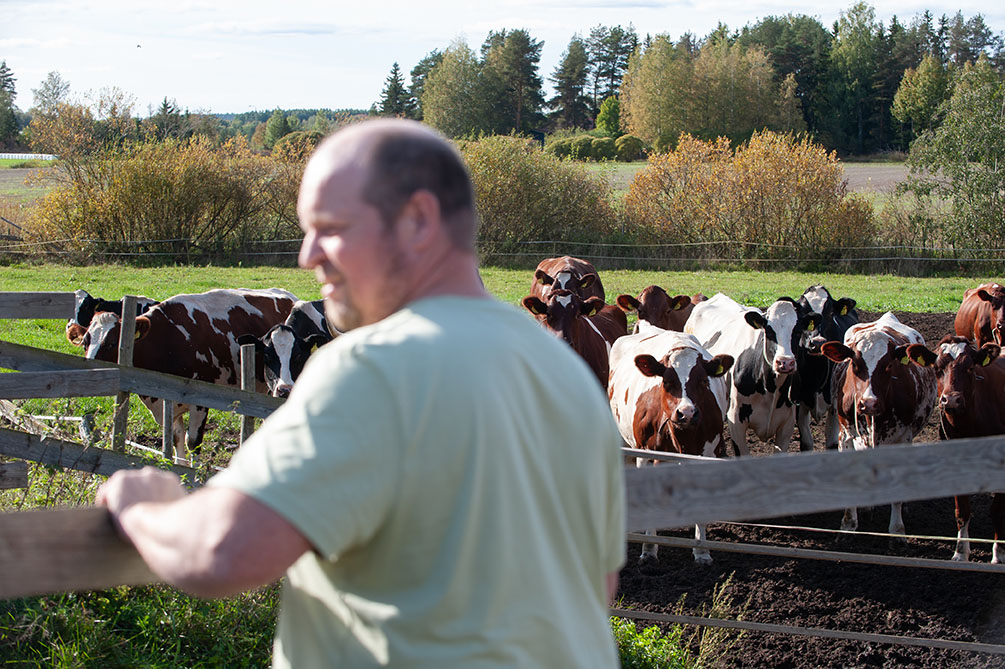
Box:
374;2;1003;155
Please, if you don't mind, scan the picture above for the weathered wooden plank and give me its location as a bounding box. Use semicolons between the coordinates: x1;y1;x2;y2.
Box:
625;436;1005;532
111;296;138;453
0;427;197;481
0;339;282;419
0;460;28;489
240;343;255;445
0;292;75;319
0;507;156;597
0;370;121;398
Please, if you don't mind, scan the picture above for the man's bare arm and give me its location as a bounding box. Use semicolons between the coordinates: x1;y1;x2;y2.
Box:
98;467;310;598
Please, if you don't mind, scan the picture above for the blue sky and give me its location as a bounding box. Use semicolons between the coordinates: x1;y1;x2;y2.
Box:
3;0;1003;116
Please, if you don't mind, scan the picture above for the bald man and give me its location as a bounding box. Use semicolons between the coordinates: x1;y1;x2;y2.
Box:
97;119;625;667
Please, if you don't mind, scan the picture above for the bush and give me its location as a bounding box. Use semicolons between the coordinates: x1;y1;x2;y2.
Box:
616;135;645;161
544;136;573;159
570;135;595;160
591;137;617;161
611;617;693;669
623;131;875;264
459;135;617;257
272;130;325;162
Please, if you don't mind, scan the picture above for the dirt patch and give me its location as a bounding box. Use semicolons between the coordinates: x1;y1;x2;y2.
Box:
617;311;1005;668
842;164;910;193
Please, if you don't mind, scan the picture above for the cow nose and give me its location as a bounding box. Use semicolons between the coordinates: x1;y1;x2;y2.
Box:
858;397;879;415
774;357;796;374
941;393;963;412
673;404;697;424
275;385;292;399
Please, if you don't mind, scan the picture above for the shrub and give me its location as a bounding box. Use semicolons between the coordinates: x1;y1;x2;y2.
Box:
570;135;595;160
591;137;617;161
544;137;573;159
459;135;617;257
272;130;325;162
615;135;645;161
611;617;692;669
623;131;875;265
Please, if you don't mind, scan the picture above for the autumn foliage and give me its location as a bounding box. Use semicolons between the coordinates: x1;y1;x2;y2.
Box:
623;131;875;263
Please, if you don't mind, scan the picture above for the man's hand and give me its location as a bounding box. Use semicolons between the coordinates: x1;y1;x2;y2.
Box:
96;467;186;537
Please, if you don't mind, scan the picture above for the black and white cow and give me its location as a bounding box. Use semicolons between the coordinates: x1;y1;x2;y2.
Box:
237;300;336;398
82;288;296;456
793;285;859;451
684;293;820;456
65;289;159;346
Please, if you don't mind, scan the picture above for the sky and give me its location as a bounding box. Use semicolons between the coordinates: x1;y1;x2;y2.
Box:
4;0;1004;117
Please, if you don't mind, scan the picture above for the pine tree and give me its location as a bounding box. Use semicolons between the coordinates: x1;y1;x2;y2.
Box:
377;62;414;118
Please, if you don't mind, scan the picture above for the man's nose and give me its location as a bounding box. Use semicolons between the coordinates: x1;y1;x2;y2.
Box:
298;233;319;269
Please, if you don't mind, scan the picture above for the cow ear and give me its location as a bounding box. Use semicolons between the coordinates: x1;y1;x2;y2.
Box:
616;294;640;313
804;314;820;332
581;297;603;317
634;354;665;377
905;343;937;367
821;341;852;363
522;296;547;316
134;316;151;341
237;333;263;351
744;311;768;330
978;289;993;302
306;333;328;351
534;269;554;286
671;295;691;311
579;273;597;290
892;345;914;365
837;298;856;315
979;344;1001;366
705;354;733;378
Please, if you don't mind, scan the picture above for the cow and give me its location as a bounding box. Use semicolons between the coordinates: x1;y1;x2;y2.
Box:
793;285;859;452
237;300;336;398
684;293;821;456
615;286;707;334
65;289;159;346
608;329;733;564
522;289;627;387
954;283;1005;347
906;336;1005;563
81;288;296;458
529;256;605;303
821;312;937;539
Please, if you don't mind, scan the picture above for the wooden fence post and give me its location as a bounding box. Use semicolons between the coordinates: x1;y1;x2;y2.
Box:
0;461;27;489
240;343;255;445
111;296;137;452
162;400;175;462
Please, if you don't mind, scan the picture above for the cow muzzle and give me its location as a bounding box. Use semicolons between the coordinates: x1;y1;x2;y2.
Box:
671;403;698;426
857;397;881;416
940;392;964;413
774;356;796;375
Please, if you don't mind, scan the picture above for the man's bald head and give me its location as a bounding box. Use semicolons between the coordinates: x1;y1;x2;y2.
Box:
304;119;478;251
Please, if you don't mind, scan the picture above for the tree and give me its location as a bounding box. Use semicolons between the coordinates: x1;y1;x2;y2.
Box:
422;40;490;138
892;54;950;134
586;25;638;110
31;71;70;116
149;97;183;140
0;61;17;147
408;50;443;120
549;36;592;129
905;56;1005;250
0;60;15;98
595;96;620;136
827;2;881;153
377;62;414;117
482;29;546;133
620;34;695;148
264;109;293;149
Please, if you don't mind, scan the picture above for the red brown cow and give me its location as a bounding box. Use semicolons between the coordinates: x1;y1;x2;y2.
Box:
608;329;733;564
907;335;1005;563
522;289;626;387
615;286;707;334
955;282;1005;347
529;256;605;303
821;312;937;539
65;289;159;346
82;288;296;458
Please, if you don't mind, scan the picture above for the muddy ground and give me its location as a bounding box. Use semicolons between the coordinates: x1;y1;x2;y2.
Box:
616;311;1005;668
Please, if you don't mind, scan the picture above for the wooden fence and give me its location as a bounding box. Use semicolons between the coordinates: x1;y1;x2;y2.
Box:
2;292;1005;656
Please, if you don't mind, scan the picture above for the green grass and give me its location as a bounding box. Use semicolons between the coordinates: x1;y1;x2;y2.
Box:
0;158;53;169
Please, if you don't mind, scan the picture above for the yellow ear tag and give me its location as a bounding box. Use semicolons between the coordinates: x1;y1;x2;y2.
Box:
983;357;993;367
714;363;723;375
900;354;910;365
840;306;848;316
134;330;141;340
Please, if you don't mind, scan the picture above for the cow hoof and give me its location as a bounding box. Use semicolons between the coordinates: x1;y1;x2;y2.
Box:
638;553;659;566
951;553;969;562
840;522;857;532
693;553;713;566
992;556;1002;565
888;536;908;550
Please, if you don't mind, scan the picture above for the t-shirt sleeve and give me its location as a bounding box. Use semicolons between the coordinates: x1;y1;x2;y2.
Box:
208;343;400;561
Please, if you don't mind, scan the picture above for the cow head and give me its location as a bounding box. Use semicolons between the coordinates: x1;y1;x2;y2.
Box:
522;290;604;346
238;325;328;398
82;312;153;361
634;349;733;431
799;284;858;342
906;335;1001;415
745;298;820;376
616;286;692;334
822;332;913;417
977;286;1005;345
66;289;98;345
534;268;598;295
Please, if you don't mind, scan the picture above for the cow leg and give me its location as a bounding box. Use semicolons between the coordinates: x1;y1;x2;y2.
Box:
953;494;972;562
824;409;840;451
841;507;858;532
889;502;906;543
796;404;814;452
727;421;750;457
186;405;209;461
990;493;1005;564
635;458;659;563
172;406;188;462
774;419;796;455
693;523;712;565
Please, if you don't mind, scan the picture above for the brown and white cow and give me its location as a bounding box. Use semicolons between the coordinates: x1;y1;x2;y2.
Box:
65;289;159;346
685;293;821;456
529;256;605;303
906;336;1005;563
955;283;1005;347
82;288;296;457
821;312;937;539
615;286;706;334
522;289;627;387
608;329;733;564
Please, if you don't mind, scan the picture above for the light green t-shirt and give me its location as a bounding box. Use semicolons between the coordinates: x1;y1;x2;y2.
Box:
209;296;626;668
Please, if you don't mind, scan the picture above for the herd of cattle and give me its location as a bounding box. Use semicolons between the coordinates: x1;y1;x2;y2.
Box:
62;263;1005;566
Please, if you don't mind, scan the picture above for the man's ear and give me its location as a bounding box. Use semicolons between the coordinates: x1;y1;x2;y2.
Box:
397;189;441;251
